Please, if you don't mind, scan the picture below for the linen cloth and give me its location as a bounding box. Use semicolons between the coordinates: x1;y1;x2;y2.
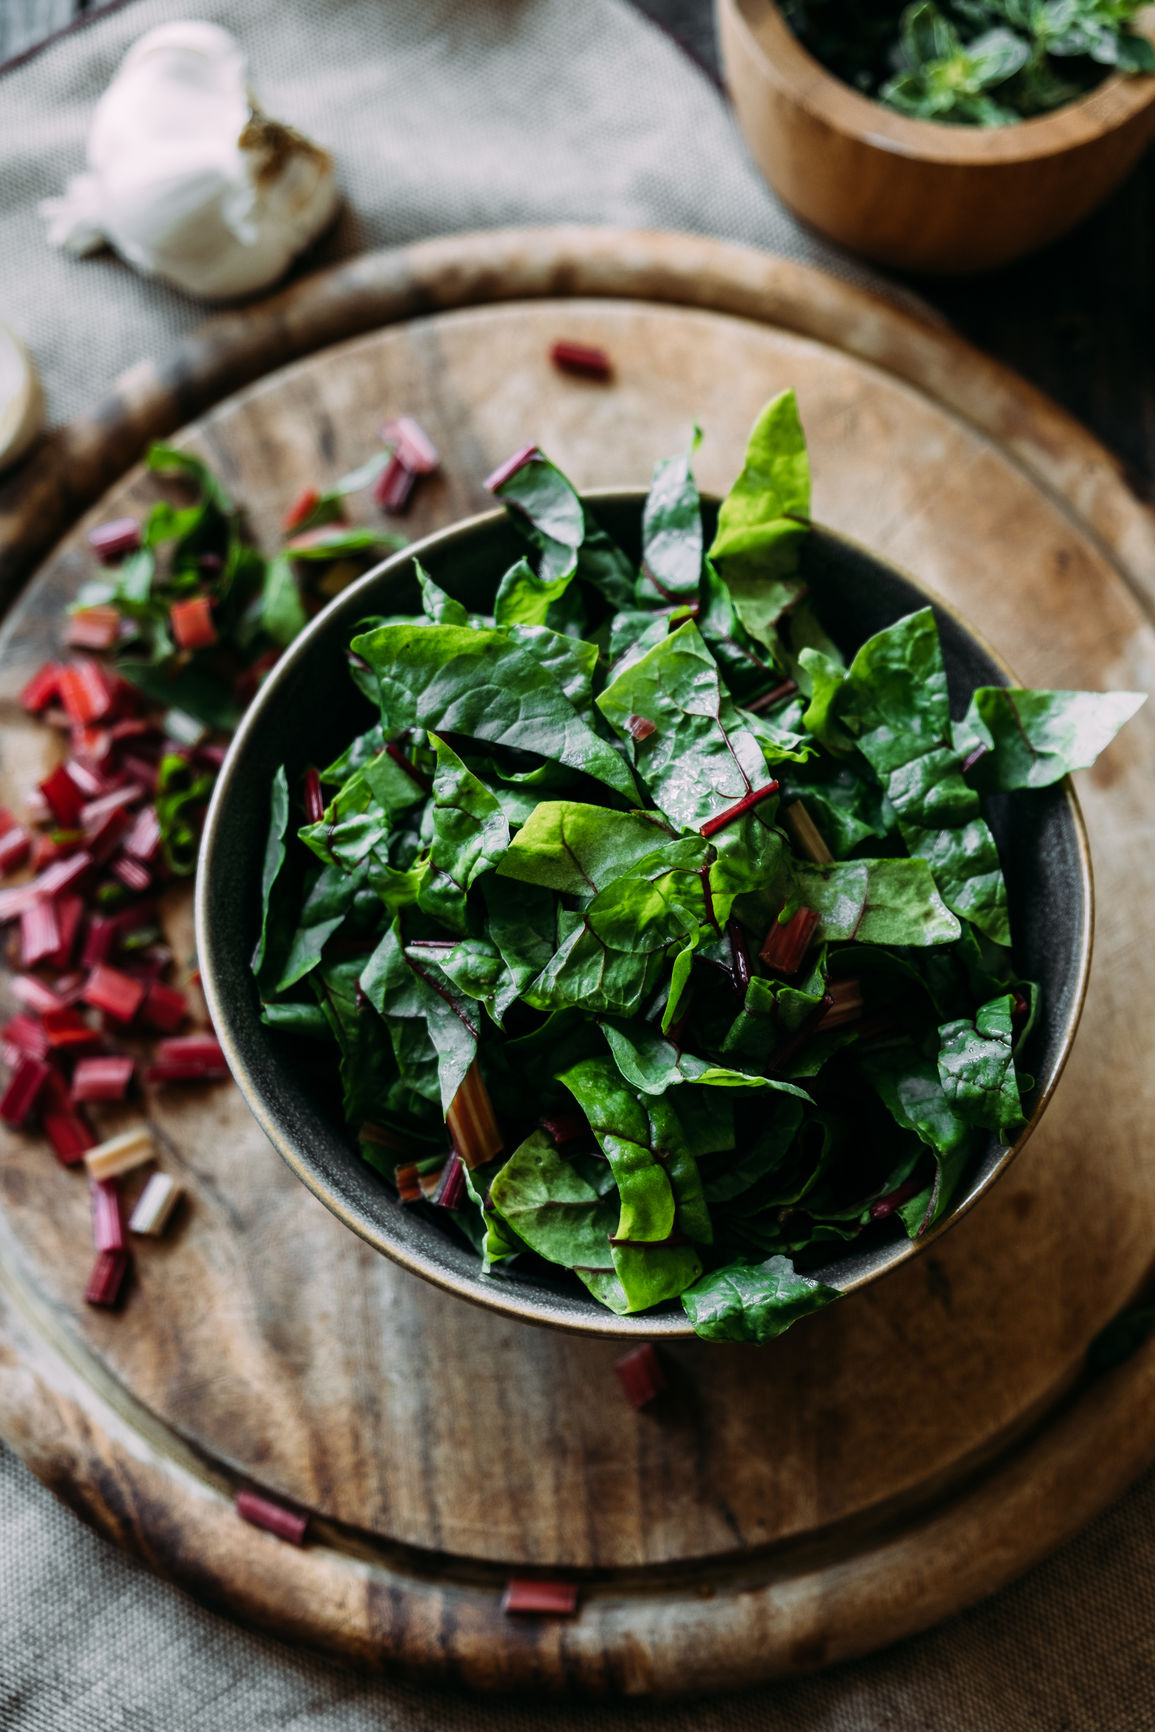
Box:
0;0;913;429
1;2;1154;1728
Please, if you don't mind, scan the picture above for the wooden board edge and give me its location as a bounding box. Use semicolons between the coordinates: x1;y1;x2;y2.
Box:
2;227;1154;619
4;1261;1155;1696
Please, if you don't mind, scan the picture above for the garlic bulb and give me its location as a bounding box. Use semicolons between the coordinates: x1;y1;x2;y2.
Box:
0;320;43;474
40;22;338;302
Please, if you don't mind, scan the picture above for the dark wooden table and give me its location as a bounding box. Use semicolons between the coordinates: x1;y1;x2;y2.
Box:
4;0;1152;490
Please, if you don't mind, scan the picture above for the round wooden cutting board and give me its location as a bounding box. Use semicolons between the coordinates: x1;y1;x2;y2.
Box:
1;230;1153;1697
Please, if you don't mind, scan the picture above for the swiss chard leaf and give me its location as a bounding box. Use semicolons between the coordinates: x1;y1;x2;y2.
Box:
491;450;635;609
497;801;674;896
805;608;1010;943
360;921;478;1112
557;1056;678;1243
857;1041;978;1233
953;686;1145;791
937;993;1025;1142
681;1254;840;1342
597;621;770;832
637;429;703;603
488;1128;618;1269
352;621;638;802
419;737;510;932
706;390;810;646
600;1017;811;1101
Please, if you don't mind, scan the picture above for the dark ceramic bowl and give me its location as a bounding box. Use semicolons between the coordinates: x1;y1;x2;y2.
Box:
196;495;1092;1338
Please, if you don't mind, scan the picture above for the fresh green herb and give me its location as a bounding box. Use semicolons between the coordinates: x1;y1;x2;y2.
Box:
254;391;1144;1340
782;0;1155;126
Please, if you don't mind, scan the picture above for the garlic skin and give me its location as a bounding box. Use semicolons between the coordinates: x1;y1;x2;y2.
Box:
0;320;44;474
40;22;339;302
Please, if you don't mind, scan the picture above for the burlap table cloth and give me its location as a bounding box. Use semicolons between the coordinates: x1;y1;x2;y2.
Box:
2;2;1154;1725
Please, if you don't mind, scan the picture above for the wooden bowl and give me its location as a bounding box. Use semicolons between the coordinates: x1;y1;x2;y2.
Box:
717;0;1155;272
196;495;1091;1338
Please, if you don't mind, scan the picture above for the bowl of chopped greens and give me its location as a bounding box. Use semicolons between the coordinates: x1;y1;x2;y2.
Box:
718;0;1155;271
196;390;1142;1342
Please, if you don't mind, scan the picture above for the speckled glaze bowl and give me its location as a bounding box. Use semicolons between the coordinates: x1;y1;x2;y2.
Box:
196;495;1092;1338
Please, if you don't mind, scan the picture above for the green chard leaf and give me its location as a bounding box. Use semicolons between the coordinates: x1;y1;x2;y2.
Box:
491;449;635;610
488;1128;618;1269
597;621;772;833
352;621;638;802
254;766;291;981
313;957;398;1132
953;686;1146;791
706;390;811;646
857;1041;979;1234
417;559;470;626
808;608;1011;944
636;428;704;603
600;1018;811;1102
260;552;308;648
681;1254;840;1343
498;801;676;896
937;993;1026;1142
418;737;510;931
360;921;478;1112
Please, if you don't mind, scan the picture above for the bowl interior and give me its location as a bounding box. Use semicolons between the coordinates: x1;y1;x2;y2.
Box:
197;496;1090;1338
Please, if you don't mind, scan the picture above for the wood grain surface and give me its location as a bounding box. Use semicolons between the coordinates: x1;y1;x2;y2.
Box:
0;230;1153;1694
719;0;1155;272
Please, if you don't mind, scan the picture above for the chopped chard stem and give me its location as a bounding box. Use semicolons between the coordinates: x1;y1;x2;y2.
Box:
870;1173;928;1221
446;1060;503;1169
88;518;141;562
140;982;187;1034
483;444;539;493
615;1343;666;1409
699;781;780;839
0;1054;50;1125
128;1172;182;1237
549;340;613;381
819;977;864;1030
501;1578;579;1617
395;1162;423;1203
760;906;819;975
85;1127;154;1182
303;767;325;825
729;919;752;991
73;1056;134;1103
541;1112;590;1148
433;1153;466;1211
381;415;441;475
85;1248;130;1308
627;713;656;742
91;1178;126;1253
282;486;322;533
373;452;417;515
169;596;218;651
20;663;62;714
146;1035;228;1082
235;1489;308;1546
82;963;146;1025
781;800;832;864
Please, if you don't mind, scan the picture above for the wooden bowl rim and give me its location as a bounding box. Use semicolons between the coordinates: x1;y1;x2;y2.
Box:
728;0;1155;163
196;491;1092;1340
